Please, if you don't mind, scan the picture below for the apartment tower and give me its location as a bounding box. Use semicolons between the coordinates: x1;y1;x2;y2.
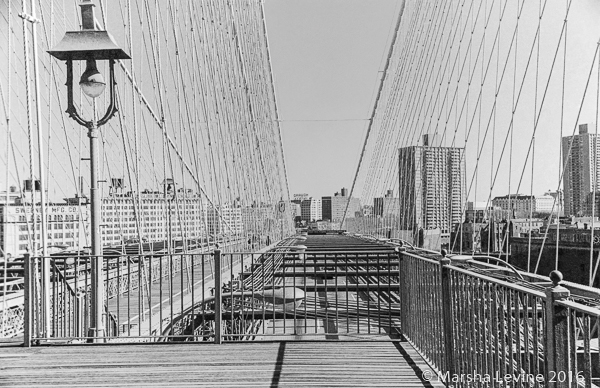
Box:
562;123;600;217
398;135;466;234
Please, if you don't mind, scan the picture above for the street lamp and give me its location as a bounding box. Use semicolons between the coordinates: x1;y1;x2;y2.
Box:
48;0;130;341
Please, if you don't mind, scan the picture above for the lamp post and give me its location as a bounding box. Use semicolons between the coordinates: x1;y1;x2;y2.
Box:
48;0;130;341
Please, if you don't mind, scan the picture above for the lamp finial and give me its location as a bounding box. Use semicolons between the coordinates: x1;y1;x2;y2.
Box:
80;0;96;30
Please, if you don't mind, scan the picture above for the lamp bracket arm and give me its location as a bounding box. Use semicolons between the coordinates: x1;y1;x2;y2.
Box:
97;59;118;127
65;59;92;128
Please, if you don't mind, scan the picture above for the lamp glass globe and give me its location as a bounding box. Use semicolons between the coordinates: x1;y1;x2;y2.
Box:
79;59;106;98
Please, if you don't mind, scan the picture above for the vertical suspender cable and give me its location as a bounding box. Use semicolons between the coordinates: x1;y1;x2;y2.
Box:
342;0;406;228
555;2;568;272
536;26;595;275
505;0;520;264
20;0;42;339
21;0;36;252
260;0;292;220
528;0;542;273
590;43;600;286
29;0;51;338
1;0;12;337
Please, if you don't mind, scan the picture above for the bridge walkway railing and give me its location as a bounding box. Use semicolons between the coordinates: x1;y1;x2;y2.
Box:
161;247;402;342
398;245;600;388
18;240;405;343
14;232;600;386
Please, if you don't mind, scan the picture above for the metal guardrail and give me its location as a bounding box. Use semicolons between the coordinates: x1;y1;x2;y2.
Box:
21;243;404;343
1;240;250;340
1;257;25;338
399;248;600;388
18;233;600;387
22;252;243;343
557;299;600;387
0;292;25;338
160;248;401;342
21;240;296;343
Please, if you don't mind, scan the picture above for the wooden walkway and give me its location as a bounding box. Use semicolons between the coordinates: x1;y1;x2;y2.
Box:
0;341;443;387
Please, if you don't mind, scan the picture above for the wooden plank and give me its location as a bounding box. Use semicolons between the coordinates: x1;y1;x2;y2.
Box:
0;341;443;387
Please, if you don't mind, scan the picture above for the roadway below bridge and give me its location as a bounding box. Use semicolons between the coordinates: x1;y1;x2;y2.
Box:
105;241;283;340
248;234;403;341
156;233;406;343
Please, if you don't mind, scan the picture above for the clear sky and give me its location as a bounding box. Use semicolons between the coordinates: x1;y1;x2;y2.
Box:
265;0;600;203
264;0;400;199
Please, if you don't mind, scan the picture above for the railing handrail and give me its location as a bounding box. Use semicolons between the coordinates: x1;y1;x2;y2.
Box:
397;250;439;265
402;250;547;298
554;298;600;317
302;250;397;255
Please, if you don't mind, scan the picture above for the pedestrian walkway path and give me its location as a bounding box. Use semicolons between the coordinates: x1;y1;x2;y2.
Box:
0;340;443;387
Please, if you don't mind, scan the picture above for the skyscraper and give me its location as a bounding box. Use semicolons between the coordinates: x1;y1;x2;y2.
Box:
373;190;399;217
398;136;465;234
322;188;361;222
562;123;600;217
300;197;322;222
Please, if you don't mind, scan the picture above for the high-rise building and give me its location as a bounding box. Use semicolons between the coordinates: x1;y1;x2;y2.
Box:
292;203;301;219
300;197;322;222
0;180;90;257
562;123;600;216
373;190;399;217
398;136;466;234
1;182;257;257
292;193;309;203
0;186;21;204
207;204;243;235
322;188;361;222
241;204;272;234
101;190;209;245
491;194;555;217
0;202;90;258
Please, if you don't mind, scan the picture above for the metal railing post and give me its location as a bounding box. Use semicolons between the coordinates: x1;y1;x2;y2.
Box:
23;253;32;347
397;248;407;338
214;249;222;344
439;257;455;377
544;270;570;388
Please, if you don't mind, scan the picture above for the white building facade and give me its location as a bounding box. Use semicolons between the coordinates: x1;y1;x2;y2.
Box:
0;203;90;258
207;204;244;235
0;186;261;257
300;198;322;222
101;191;208;246
492;194;555;215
